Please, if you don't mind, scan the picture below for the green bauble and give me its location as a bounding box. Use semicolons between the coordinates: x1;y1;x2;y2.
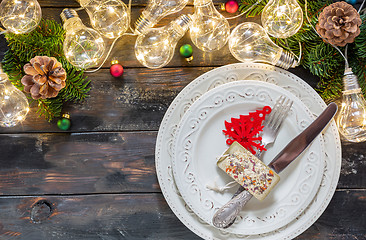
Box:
180;44;193;58
57;118;71;131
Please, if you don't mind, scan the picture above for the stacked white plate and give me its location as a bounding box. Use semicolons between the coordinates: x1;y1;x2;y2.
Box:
155;63;342;239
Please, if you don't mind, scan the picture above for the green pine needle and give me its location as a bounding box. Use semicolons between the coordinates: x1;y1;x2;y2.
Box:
302;42;344;79
238;0;366;102
1;18;90;121
355;15;366;59
239;0;268;17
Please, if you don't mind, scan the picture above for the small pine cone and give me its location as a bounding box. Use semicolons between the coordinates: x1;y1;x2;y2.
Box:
316;1;362;47
21;56;66;99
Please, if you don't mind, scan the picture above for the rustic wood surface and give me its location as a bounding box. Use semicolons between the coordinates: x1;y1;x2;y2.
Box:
0;0;365;239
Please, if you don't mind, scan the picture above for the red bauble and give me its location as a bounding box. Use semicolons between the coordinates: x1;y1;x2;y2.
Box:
110;61;124;77
225;0;239;13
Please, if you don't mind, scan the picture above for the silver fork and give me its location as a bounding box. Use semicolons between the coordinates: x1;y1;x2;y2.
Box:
212;95;293;229
260;95;294;155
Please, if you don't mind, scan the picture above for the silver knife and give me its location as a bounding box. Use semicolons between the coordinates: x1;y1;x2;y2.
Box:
212;102;338;228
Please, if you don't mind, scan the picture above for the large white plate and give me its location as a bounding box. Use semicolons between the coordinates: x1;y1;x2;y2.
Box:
155;63;341;239
172;80;325;235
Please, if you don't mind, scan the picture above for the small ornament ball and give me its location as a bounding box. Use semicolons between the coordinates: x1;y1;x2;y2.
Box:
225;0;239;13
180;44;193;58
346;0;357;5
110;60;124;78
57;113;71;131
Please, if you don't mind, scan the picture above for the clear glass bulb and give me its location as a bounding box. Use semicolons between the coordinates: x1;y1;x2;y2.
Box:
228;22;297;69
0;67;29;127
61;9;106;69
76;0;130;39
261;0;303;38
135;15;191;69
189;0;230;52
0;0;41;34
134;0;189;34
336;68;366;142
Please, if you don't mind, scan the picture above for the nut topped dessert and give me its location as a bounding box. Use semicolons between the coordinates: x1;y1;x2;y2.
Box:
217;141;280;200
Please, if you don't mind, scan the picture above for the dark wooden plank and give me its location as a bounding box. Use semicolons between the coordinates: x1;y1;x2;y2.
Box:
0;65;318;134
338;142;366;189
0;67;215;133
296;190;366;240
38;0;80;8
100;7;255;68
0;132;363;196
1;7;256;68
0;132;159;195
0;193;200;240
0;190;364;240
37;0;235;7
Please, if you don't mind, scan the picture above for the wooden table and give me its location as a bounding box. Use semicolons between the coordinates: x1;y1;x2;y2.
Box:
0;0;365;239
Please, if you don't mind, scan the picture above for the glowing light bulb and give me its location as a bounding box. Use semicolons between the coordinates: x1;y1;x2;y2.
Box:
0;0;41;34
135;15;191;69
76;0;130;39
228;22;298;69
134;0;189;34
261;0;303;38
336;68;366;142
61;9;106;69
0;66;29;127
189;0;230;52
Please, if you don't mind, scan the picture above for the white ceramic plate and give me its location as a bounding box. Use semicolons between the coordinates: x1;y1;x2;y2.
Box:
155;63;341;239
172;80;325;235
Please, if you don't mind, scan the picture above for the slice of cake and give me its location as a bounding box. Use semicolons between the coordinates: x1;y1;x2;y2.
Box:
217;141;280;201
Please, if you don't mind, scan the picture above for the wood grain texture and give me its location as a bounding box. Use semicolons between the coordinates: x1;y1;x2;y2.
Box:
0;67;214;133
0;66;318;134
0;194;200;240
0;6;247;69
0;190;364;240
37;0;230;7
0;132;158;195
16;6;254;68
0;0;365;239
0;132;364;197
338;142;366;189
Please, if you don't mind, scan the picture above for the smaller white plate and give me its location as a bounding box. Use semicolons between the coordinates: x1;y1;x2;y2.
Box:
172;80;325;235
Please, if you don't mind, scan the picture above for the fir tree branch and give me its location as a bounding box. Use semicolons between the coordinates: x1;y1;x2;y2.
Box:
355;14;366;58
1;18;90;121
37;97;63;122
316;70;343;101
238;0;362;102
239;0;268;17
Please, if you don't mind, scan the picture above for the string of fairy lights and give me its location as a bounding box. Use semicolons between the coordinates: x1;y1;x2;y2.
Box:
0;0;366;143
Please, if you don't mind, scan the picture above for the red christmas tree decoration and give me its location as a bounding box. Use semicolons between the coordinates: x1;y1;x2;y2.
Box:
223;106;271;154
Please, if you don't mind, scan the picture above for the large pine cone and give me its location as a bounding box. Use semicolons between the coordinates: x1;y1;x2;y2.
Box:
21;56;66;99
316;1;362;47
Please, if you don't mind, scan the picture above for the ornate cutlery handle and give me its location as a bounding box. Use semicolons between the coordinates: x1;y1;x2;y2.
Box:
212;190;253;228
211;150;262;228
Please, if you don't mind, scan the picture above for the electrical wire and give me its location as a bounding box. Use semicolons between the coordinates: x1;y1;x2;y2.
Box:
224;0;264;20
127;0;135;34
81;0;137;73
0;27;7;35
358;0;366;13
304;0;349;69
284;38;302;66
84;36;120;73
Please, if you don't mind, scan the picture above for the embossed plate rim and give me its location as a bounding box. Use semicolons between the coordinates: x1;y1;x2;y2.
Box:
155;63;342;240
172;80;324;235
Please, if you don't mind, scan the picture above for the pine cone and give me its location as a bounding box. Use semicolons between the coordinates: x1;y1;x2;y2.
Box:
316;1;362;47
21;56;66;99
